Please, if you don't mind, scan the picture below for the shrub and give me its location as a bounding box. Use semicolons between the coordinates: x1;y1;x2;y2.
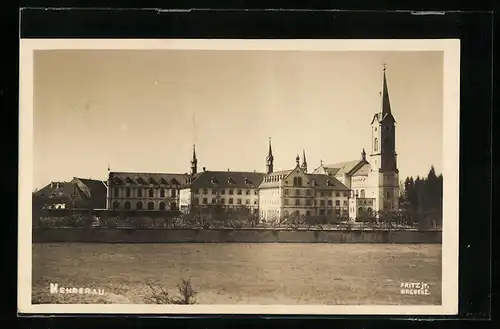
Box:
144;278;198;305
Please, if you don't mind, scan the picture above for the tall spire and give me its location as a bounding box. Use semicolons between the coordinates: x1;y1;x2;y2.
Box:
295;153;300;167
301;149;308;172
361;148;366;161
266;138;274;174
267;137;273;159
381;63;392;116
190;144;198;175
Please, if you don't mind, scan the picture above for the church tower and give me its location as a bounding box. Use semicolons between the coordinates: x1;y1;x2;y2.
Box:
368;65;400;213
190;144;198;175
266;138;274;174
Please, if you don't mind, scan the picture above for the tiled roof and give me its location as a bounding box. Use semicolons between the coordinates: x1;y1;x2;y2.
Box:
74;178;107;209
258;167;350;190
33;179;108;209
109;171;190;187
351;163;371;176
188;170;265;189
323;160;362;176
33;181;74;202
307;174;350;190
258;169;293;188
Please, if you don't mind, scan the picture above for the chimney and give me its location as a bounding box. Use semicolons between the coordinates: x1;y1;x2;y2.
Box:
202;167;206;172
56;182;60;189
227;168;230;171
50;182;54;188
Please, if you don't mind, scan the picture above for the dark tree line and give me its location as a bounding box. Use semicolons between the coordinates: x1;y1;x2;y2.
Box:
400;166;443;228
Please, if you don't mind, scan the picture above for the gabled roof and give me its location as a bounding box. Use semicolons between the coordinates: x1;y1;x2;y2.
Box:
33;181;74;201
312;158;370;178
109;171;190;187
307;174;350;190
351;163;371;177
188;170;265;189
259;169;295;188
33;178;107;209
74;177;107;209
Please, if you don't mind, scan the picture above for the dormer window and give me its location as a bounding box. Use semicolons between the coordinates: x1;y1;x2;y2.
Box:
125;177;133;184
210;176;218;184
171;178;180;186
148;177;157;185
227;177;235;184
160;178;168;185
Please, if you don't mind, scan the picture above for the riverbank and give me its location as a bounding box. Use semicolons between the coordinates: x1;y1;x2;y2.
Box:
33;227;442;244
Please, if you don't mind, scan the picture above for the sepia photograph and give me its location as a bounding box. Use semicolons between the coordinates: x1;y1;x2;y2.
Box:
18;39;460;315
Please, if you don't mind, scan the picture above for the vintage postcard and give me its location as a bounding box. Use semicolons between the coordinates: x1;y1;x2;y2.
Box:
18;39;460;315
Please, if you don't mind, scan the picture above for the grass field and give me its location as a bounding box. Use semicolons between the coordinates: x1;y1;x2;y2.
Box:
32;243;442;305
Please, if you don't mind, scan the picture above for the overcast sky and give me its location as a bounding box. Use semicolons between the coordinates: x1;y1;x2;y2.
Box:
33;50;443;190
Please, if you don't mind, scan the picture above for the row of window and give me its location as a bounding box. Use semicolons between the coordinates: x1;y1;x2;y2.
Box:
111;201;177;210
194;188;258;196
284;189;348;197
193;198;258;206
281;199;347;206
113;188;177;198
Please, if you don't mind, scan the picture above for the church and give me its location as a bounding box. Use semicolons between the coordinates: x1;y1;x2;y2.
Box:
311;65;400;219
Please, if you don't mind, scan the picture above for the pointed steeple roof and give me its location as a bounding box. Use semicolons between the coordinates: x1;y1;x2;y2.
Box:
371;64;396;125
191;144;197;164
301;149;308;172
267;137;274;160
381;64;392;117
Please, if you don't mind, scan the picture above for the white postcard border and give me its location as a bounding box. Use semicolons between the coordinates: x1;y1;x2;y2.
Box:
18;38;460;315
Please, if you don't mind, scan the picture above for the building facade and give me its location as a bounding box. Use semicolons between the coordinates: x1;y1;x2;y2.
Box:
106;172;190;211
259;152;350;222
311;67;400;219
179;145;264;219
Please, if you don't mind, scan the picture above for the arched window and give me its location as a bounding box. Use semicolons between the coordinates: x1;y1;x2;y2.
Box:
160;189;165;197
297;177;303;186
171;189;176;197
124;201;131;209
112;201;120;209
367;207;373;216
374;138;379;152
283;210;289;218
306;210;310;217
159;202;166;210
295;210;300;218
149;189;154;198
170;202;177;210
293;177;298;186
360;189;365;198
136;201;143;210
148;201;154;210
